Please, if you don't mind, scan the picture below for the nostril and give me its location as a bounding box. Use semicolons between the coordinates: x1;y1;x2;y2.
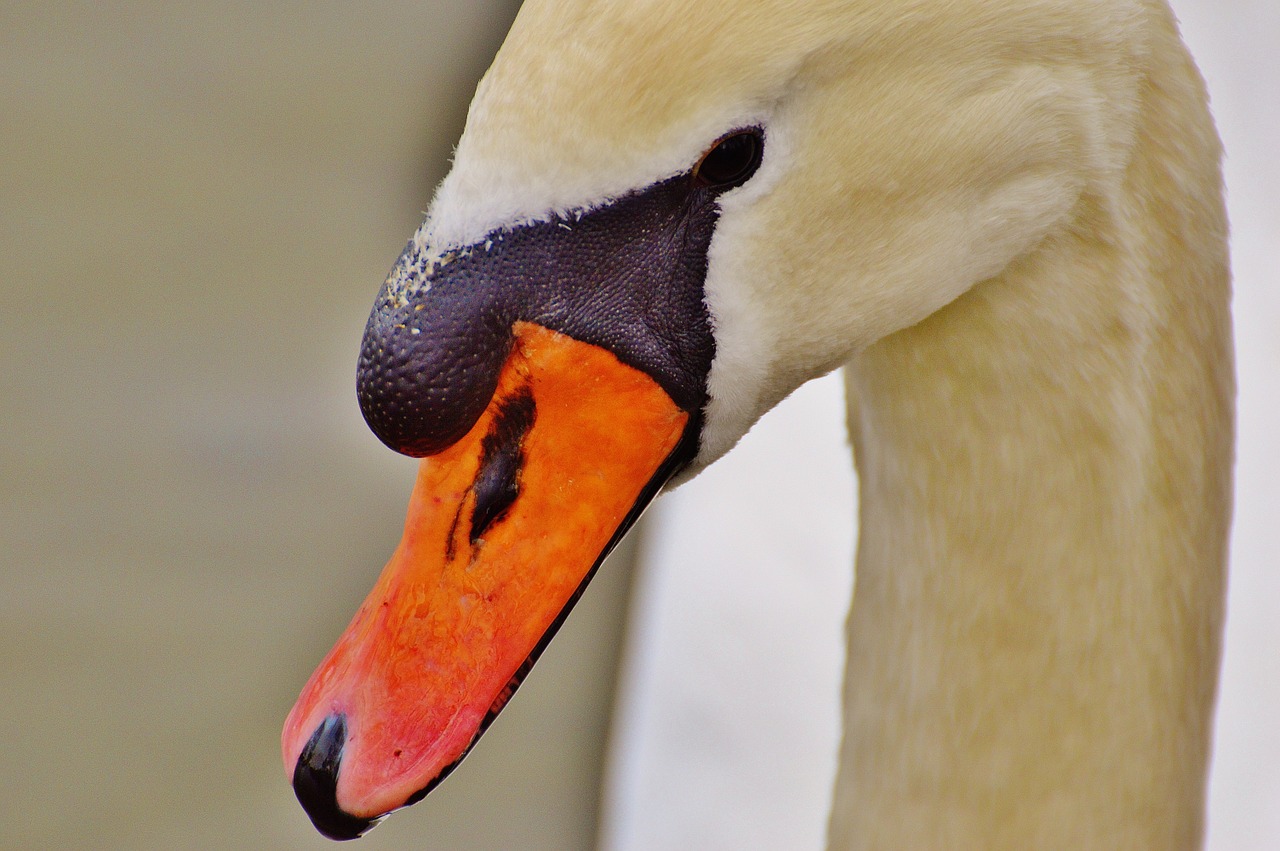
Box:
292;715;375;841
470;388;537;545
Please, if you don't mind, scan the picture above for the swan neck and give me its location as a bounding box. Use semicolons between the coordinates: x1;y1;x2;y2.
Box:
828;26;1232;850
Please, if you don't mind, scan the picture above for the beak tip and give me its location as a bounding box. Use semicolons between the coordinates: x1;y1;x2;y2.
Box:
292;714;376;841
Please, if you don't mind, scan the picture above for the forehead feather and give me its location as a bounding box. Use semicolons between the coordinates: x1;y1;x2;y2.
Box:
422;0;1142;251
422;0;846;249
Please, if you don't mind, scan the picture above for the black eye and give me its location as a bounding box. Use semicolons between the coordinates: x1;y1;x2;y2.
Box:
693;129;764;191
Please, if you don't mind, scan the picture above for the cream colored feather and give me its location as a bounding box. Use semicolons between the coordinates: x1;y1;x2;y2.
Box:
419;0;1233;846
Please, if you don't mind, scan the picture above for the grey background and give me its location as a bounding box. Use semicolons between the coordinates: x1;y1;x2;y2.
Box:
3;3;623;848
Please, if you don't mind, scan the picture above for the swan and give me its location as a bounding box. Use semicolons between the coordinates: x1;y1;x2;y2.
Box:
281;0;1233;846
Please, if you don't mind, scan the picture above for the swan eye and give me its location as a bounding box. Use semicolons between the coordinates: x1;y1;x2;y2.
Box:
693;129;764;191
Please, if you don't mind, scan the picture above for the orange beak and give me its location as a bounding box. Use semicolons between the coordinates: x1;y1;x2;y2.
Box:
281;322;689;838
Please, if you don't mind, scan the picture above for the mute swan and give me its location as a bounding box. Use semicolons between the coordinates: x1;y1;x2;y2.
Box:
282;0;1233;847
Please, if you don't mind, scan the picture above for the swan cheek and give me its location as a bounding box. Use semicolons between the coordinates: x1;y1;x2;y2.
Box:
281;322;689;838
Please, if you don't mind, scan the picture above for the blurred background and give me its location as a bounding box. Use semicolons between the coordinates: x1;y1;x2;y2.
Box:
1;2;1275;849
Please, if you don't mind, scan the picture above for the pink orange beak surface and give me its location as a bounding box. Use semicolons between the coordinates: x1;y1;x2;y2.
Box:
281;323;688;837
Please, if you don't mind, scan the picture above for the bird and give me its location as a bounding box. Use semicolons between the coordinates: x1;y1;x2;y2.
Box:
281;0;1233;847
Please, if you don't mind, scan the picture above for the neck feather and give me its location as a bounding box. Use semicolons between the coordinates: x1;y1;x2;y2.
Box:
827;21;1232;850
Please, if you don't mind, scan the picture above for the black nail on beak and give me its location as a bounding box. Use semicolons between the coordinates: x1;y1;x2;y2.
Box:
292;715;375;841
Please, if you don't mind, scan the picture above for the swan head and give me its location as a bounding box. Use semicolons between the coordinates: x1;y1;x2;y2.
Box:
283;0;1146;836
